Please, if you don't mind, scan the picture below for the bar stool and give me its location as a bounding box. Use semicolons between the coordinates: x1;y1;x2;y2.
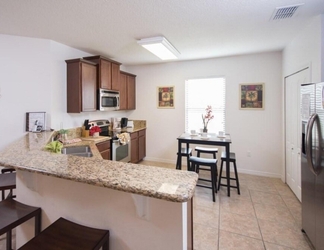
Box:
0;198;41;250
176;147;192;170
218;152;240;194
19;217;110;250
0;172;16;200
195;146;219;176
1;167;16;174
189;156;217;202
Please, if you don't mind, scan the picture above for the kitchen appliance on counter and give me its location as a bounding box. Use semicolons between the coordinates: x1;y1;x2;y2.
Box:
120;117;128;128
112;117;121;130
98;89;120;111
89;119;130;162
301;82;324;250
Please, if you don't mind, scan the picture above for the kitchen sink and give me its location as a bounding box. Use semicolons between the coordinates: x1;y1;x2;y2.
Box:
61;146;93;157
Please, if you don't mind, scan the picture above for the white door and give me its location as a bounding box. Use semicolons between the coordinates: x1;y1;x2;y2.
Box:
285;67;310;201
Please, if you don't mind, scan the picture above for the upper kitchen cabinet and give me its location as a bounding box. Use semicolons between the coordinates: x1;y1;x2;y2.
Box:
120;71;136;110
83;55;121;90
65;59;97;113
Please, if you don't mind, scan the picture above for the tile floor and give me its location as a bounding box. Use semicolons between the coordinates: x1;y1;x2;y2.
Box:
0;160;314;250
140;160;314;250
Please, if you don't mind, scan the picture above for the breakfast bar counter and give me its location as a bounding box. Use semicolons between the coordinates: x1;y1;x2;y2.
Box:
0;132;197;249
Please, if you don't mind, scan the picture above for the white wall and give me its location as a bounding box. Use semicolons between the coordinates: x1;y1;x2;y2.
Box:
0;34;288;178
0;34;129;151
283;15;323;82
126;52;283;178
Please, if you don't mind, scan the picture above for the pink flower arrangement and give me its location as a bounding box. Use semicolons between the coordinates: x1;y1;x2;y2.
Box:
202;105;214;131
89;126;101;136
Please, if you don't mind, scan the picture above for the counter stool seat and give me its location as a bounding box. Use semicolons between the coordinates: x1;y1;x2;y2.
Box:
218;152;240;194
19;217;110;250
176;147;192;170
189;156;217;202
0;198;41;250
195;146;218;156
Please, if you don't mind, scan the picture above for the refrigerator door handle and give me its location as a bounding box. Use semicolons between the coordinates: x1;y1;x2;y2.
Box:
306;113;321;176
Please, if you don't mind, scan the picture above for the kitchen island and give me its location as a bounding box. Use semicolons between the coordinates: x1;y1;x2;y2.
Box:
0;132;198;250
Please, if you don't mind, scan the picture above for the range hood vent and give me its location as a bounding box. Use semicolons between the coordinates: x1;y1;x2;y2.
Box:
271;4;304;20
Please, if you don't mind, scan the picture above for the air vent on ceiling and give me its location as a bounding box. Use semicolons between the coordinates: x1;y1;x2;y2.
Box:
271;3;304;20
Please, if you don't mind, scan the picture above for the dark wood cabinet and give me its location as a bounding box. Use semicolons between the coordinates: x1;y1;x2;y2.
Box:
138;129;146;161
120;71;136;110
130;132;139;163
127;74;136;110
119;72;127;110
65;59;97;113
96;140;111;160
130;129;146;163
83;55;121;90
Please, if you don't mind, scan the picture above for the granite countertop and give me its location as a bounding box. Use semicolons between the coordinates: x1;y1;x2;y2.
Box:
0;131;198;202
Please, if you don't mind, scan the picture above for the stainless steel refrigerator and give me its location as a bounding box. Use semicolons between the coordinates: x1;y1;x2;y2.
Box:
301;82;324;250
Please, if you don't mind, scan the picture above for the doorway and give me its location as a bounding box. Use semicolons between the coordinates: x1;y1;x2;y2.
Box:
284;67;310;201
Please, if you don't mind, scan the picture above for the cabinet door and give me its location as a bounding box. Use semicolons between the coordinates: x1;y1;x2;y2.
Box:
119;73;127;110
100;149;111;160
81;63;97;112
127;75;136;110
131;132;139;163
138;130;146;161
96;141;111;160
100;60;112;89
111;63;120;91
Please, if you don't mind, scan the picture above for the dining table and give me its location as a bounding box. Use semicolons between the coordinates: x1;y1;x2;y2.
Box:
177;132;232;197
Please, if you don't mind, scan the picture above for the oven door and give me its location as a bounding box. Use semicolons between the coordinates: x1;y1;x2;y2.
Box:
112;140;130;162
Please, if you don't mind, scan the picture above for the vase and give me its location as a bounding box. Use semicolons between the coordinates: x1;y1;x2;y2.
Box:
203;128;208;133
93;132;99;137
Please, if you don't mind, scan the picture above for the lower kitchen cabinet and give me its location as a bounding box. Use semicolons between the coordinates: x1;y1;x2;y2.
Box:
130;129;146;163
96;140;111;160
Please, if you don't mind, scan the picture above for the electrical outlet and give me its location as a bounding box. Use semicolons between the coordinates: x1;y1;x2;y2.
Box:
247;151;251;157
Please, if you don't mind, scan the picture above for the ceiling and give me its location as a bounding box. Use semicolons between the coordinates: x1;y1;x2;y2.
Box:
0;0;323;65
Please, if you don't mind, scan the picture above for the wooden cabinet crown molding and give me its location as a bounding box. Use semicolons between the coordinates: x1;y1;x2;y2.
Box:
83;55;121;66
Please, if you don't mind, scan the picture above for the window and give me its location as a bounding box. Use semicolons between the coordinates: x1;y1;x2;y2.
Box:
185;77;225;133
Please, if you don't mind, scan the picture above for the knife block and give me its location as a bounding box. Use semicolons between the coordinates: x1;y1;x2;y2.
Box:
81;126;89;137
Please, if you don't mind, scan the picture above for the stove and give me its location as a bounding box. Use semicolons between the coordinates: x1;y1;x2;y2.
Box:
89;120;130;162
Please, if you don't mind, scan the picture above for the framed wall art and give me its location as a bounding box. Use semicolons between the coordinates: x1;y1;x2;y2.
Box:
157;86;174;108
26;112;46;132
240;83;264;109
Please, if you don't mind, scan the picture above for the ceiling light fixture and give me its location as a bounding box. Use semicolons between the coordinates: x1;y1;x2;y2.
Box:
137;36;180;60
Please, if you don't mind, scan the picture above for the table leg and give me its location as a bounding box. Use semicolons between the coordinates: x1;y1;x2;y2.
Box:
176;141;182;170
226;145;230;197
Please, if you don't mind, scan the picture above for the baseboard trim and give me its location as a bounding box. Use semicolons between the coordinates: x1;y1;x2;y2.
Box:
143;157;282;179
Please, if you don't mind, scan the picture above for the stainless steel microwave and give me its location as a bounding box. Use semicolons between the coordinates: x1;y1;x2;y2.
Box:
98;89;120;111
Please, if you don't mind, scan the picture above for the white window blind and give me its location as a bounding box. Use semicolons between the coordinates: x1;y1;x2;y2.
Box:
185;77;225;133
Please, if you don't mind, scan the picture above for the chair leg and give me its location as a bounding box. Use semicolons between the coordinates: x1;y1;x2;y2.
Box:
176;154;181;170
187;155;190;171
218;160;224;190
234;161;240;195
214;165;218;193
6;230;12;250
211;165;216;202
